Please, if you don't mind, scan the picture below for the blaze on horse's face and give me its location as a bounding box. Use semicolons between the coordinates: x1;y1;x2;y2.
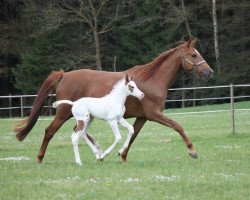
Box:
182;39;214;79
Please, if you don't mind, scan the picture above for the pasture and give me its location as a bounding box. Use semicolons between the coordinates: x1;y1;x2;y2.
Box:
0;102;249;200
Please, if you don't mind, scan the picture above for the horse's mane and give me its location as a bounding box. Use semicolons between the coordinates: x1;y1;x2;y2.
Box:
128;45;181;80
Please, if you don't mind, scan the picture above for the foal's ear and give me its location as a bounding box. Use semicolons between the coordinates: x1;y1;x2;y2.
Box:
125;74;130;85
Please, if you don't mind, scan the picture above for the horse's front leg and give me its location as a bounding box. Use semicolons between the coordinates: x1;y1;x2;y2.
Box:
100;120;122;160
151;112;197;158
117;118;134;156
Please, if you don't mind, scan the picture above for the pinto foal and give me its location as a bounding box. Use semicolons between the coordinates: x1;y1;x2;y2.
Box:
53;75;144;165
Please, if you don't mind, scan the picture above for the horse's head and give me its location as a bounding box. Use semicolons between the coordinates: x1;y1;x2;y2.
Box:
125;75;144;100
178;38;214;79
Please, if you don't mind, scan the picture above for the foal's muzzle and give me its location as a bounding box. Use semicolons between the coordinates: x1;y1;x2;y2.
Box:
139;93;145;100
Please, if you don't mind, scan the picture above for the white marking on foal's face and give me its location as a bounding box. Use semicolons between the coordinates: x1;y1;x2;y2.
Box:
127;81;144;100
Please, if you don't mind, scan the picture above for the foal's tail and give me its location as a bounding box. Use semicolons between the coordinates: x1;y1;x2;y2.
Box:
15;70;64;141
52;100;74;108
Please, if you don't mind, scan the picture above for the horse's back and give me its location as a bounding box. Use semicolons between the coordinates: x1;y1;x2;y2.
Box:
56;69;124;101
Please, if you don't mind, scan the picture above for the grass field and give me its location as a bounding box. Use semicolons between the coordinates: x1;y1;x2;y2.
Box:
0;102;249;200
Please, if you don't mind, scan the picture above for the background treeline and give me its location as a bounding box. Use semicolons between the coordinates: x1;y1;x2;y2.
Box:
0;0;249;101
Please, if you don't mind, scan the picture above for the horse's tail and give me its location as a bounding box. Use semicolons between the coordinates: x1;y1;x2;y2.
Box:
15;70;64;141
52;100;74;108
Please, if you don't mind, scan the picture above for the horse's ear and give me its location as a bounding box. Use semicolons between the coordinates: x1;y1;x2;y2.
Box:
125;74;129;85
190;38;197;47
186;38;191;47
186;37;196;47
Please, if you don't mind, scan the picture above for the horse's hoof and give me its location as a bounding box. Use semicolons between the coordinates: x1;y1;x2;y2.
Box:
120;156;127;162
189;151;198;159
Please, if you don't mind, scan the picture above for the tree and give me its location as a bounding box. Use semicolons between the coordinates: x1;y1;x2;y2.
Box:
21;0;124;71
13;32;71;93
212;0;221;74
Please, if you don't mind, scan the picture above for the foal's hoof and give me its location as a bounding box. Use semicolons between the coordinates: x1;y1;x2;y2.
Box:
189;151;198;159
76;162;83;166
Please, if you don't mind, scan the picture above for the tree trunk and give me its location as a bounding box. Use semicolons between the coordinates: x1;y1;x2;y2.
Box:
181;0;192;37
212;0;221;74
93;27;102;71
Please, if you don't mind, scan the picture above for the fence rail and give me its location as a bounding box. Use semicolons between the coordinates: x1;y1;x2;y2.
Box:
1;84;250;133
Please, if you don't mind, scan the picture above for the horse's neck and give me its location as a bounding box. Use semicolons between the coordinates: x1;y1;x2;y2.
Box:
154;50;181;89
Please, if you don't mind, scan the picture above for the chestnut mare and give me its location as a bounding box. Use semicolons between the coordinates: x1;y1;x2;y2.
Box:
15;38;214;163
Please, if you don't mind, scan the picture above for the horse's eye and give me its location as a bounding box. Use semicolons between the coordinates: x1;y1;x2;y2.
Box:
192;54;197;58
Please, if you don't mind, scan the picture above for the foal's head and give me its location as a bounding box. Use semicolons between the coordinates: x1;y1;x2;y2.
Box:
178;38;214;79
125;75;144;100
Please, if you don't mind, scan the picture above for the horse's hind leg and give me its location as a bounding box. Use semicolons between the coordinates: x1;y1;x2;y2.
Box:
37;114;70;163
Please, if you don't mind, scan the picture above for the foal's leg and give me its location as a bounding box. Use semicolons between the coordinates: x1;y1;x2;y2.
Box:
37;105;99;163
152;112;197;158
71;120;86;165
81;125;101;161
119;117;147;161
80;117;103;155
100;120;122;160
117;118;134;156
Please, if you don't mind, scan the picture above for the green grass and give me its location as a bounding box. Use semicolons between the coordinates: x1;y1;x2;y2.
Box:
0;102;249;200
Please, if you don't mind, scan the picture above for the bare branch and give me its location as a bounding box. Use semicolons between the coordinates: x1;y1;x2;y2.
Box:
96;0;108;17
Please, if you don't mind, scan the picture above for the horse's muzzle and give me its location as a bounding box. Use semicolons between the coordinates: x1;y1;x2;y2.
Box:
203;69;214;79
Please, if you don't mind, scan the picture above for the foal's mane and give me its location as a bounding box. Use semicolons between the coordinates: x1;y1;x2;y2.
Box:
128;44;183;80
105;77;125;97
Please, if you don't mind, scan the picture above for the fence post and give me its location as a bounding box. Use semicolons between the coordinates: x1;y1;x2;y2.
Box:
230;84;235;133
9;94;12;117
193;89;196;107
20;96;24;117
181;90;185;108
